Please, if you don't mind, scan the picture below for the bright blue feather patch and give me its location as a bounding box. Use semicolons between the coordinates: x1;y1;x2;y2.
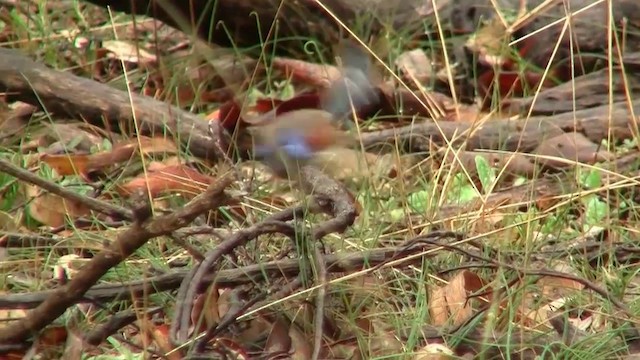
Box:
277;131;314;159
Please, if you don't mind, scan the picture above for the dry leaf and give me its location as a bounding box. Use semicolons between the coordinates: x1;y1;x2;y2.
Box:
414;343;455;360
117;163;213;199
429;270;486;327
396;49;433;86
42;136;178;177
26;185;91;228
264;317;292;356
191;285;221;334
533;133;614;169
102;40;157;64
147;322;183;360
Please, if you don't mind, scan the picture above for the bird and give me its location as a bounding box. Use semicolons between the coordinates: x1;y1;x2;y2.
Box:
248;41;380;182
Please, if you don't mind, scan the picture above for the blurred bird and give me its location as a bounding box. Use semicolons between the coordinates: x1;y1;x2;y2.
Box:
249;41;379;181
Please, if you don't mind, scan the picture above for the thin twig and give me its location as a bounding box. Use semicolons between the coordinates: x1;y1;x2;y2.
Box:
171;220;297;344
0;240;440;310
0;158;134;221
311;244;328;360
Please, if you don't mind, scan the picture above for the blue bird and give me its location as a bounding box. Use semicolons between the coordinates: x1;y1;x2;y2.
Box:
249;41;379;181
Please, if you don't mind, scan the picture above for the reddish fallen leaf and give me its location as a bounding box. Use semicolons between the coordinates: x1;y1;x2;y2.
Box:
36;325;69;348
42;136;178;178
271;57;339;87
191;285;221;335
116;164;213;199
215;99;244;130
147;322;183;360
272;91;323;116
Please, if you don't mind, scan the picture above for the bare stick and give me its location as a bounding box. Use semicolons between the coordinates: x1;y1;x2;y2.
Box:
0;158;134;221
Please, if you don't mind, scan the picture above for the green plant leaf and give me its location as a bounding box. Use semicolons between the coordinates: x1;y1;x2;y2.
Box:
580;168;602;190
450;173;479;204
408;190;431;212
583;195;608;228
474;155;496;193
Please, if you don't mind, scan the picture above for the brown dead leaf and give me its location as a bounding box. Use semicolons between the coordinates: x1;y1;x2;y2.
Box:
42;136;178;177
102;40;157;65
0;102;36;140
191;285;221;334
288;322;312;360
147;322;183;360
533;133;614;169
117;163;213;199
271;57;340;88
264;317;292;357
414;343;456;360
396;49;433;86
429;270;487;327
26;185;91;228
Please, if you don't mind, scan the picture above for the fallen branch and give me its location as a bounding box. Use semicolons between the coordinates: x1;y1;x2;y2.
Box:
0;238;449;309
171;220;297;343
81;0;428;53
360;98;640;154
0;47;218;161
0;173;235;344
181;166;361;352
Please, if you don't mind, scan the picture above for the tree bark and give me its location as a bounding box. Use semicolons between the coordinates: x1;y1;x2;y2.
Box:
82;0;433;54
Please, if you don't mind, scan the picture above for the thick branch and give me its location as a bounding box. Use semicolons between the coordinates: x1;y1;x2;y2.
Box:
82;0;430;53
0;47;217;161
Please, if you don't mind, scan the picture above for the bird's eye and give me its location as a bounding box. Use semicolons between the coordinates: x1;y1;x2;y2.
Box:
277;132;314;159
